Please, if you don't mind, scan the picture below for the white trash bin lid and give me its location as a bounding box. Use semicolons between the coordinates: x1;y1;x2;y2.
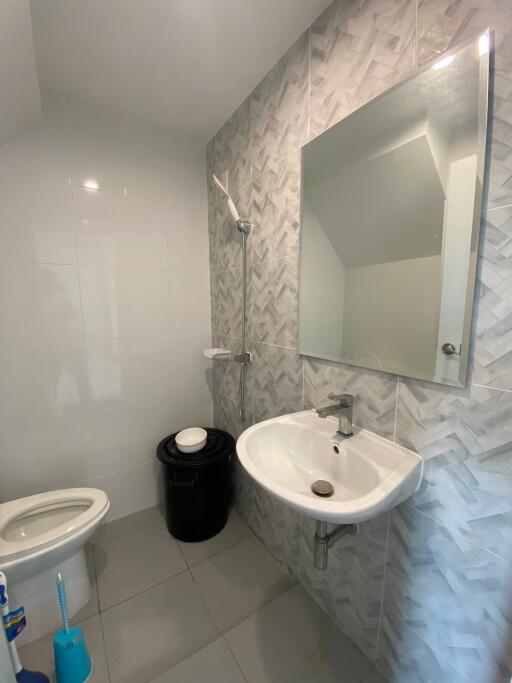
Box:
175;427;208;454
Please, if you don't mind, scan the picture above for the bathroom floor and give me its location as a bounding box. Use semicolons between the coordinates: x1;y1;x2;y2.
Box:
19;506;384;683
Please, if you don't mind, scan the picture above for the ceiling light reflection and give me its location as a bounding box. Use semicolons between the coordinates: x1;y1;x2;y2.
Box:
431;54;455;71
83;178;99;191
479;33;490;55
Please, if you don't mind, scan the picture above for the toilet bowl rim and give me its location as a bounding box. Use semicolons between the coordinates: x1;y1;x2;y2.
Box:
0;488;109;565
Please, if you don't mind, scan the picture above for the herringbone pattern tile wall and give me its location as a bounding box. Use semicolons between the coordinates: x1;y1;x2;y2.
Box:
207;0;512;680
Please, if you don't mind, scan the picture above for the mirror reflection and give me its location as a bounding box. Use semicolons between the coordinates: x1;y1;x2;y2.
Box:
299;34;489;387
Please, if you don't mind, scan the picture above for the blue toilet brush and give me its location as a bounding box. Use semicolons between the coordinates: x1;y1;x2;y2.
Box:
0;571;50;683
53;574;92;683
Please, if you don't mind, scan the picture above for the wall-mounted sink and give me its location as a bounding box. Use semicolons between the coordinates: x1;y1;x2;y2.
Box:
236;410;422;524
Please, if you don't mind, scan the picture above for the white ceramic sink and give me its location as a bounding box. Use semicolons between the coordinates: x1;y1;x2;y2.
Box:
236;410;423;523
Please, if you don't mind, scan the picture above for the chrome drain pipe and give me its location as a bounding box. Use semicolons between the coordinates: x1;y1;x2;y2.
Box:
313;520;358;570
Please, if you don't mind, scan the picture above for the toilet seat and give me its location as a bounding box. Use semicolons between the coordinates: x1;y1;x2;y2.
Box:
0;488;109;565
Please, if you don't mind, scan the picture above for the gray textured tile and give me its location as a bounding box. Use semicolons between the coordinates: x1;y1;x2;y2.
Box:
226;584;372;683
252;342;303;423
328;512;389;602
299;517;381;661
102;571;218;683
303;357;397;439
94;505;187;610
384;504;512;682
177;508;252;567
309;0;416;139
213;391;252;440
418;6;512;209
252;152;301;263
215;97;251;195
233;459;256;524
212;127;229;200
213;335;253;406
471;207;512;389
252;254;298;348
218;264;252;339
417;0;511;65
240;480;301;579
377;606;473;683
251;32;308;177
396;378;512;559
191;536;293;633
215;182;252;272
210;269;220;336
488;15;512;209
203;8;512;683
207;137;217;218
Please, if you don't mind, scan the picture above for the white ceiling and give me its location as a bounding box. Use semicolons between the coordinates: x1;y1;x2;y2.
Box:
29;0;331;141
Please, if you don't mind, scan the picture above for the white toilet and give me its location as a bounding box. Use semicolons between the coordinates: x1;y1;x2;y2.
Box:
0;488;109;646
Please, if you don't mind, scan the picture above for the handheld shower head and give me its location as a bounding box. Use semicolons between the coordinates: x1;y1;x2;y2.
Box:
212;173;240;223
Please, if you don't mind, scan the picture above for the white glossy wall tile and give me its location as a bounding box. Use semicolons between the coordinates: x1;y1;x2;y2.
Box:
80;266;172;340
20;262;82;342
0;101;213;516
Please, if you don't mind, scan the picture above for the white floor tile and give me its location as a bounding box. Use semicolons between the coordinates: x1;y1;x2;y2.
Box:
94;505;187;609
19;615;109;683
101;571;219;683
159;638;245;683
226;584;372;683
191;536;293;633
178;509;253;567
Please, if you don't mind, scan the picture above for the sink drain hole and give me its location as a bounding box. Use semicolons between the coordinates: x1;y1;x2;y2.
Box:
311;480;334;497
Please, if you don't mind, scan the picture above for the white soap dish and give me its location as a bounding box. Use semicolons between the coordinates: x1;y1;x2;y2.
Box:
203;348;231;360
176;427;207;454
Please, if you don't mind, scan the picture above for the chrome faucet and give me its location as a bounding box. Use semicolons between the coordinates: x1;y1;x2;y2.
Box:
316;393;354;437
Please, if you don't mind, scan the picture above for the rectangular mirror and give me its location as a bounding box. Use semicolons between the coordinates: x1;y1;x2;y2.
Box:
299;33;490;387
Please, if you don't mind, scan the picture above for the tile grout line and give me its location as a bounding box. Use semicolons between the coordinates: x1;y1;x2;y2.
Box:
20;386;210;432
69;182;87;344
484;202;512;213
187;568;224;644
471;382;512;394
393;377;400;442
219;581;305;683
220;634;251;683
5;329;213;348
97;565;192;615
97;609;113;683
180;529;255;572
253;339;298;351
211;248;298;277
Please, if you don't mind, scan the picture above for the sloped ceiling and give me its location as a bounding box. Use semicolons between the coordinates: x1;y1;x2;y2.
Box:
0;0;41;148
29;0;332;141
305;135;446;268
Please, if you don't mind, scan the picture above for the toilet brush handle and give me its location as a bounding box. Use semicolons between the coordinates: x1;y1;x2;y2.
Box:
56;574;70;634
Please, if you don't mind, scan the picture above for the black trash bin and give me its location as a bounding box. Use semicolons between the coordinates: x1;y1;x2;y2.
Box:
156;428;235;542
